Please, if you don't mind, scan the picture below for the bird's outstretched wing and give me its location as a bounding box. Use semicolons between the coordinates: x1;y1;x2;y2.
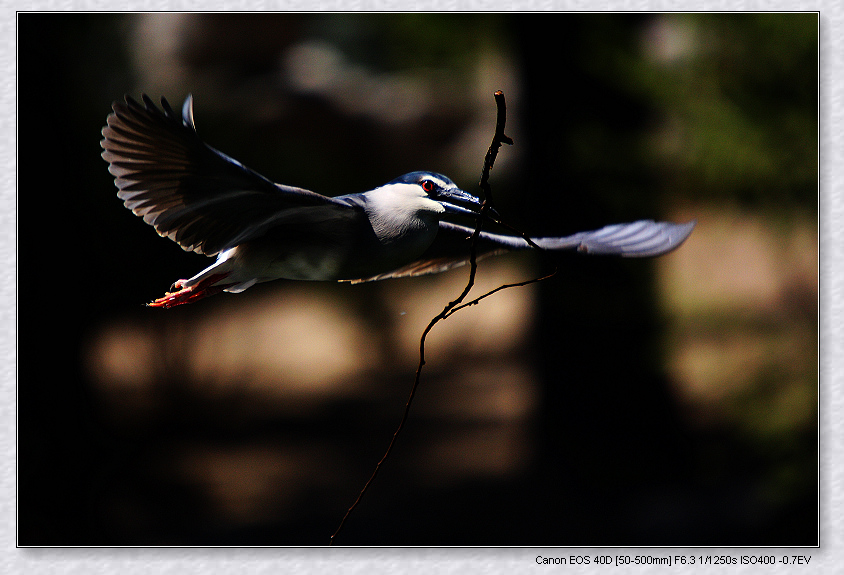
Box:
528;219;697;256
350;219;695;282
101;94;349;256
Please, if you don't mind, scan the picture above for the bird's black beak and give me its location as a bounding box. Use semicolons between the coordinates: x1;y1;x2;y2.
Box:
440;188;501;220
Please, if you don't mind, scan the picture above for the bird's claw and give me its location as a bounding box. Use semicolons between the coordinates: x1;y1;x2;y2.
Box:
147;284;198;308
146;273;232;308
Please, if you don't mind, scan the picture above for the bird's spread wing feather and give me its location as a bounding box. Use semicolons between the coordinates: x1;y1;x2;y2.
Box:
101;94;350;256
531;219;697;257
349;219;695;282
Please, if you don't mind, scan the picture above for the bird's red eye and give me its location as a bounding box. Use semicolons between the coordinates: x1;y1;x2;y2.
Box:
421;180;435;193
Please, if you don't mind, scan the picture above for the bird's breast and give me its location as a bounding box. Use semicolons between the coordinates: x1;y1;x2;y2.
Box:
365;209;439;258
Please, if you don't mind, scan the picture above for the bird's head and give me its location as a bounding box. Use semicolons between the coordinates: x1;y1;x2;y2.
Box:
382;171;489;217
364;171;498;243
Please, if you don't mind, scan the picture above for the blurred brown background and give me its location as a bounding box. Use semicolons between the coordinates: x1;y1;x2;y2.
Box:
18;13;817;545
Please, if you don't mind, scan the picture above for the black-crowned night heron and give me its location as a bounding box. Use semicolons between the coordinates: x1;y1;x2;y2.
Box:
101;95;695;308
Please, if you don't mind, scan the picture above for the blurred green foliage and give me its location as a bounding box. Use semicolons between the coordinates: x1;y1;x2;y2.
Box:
318;13;506;72
627;14;817;209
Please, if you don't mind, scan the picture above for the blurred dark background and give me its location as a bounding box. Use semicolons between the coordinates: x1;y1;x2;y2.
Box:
18;13;817;545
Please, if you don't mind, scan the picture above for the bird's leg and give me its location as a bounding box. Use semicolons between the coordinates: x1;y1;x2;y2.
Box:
147;272;232;308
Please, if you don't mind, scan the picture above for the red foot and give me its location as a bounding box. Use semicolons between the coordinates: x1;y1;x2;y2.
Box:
147;272;232;308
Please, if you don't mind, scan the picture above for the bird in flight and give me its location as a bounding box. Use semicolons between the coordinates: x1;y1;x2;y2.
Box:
101;95;694;308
